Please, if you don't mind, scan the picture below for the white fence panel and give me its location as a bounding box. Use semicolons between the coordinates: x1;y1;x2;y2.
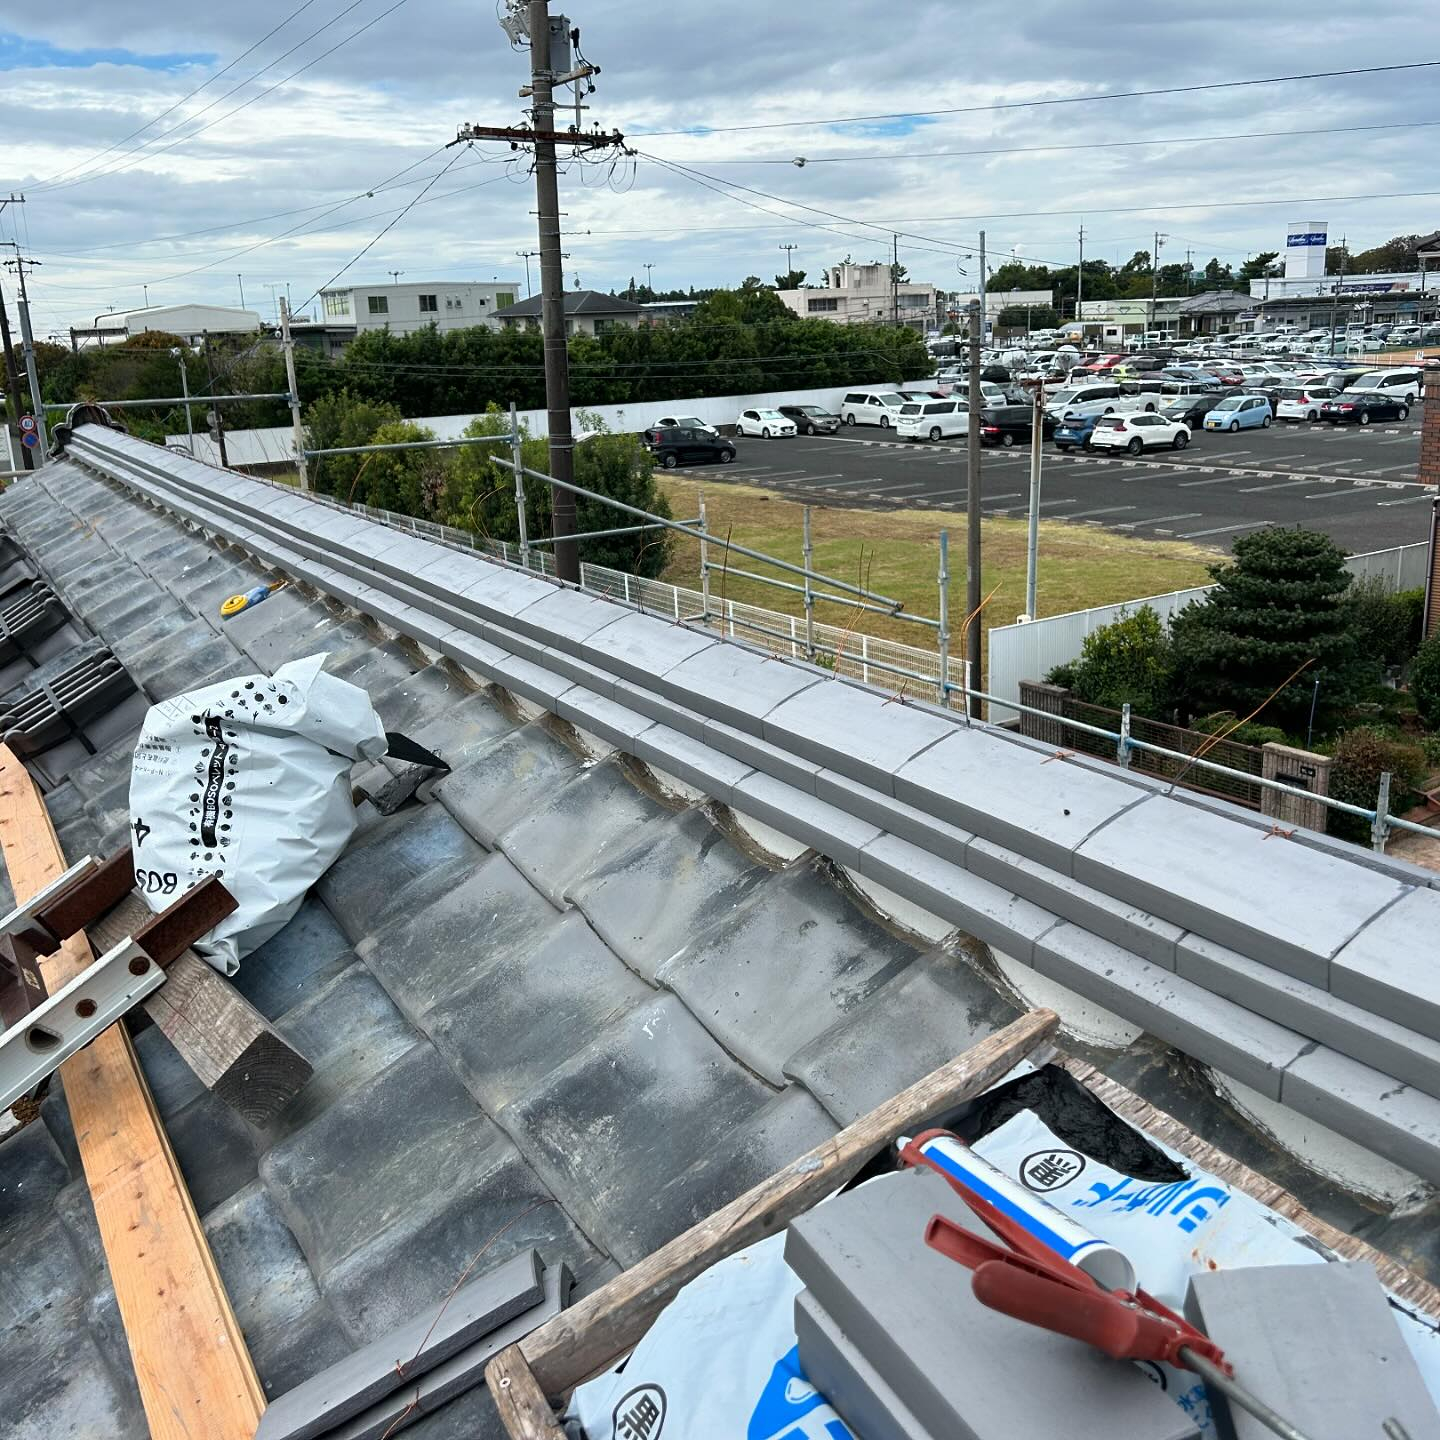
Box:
986;540;1431;713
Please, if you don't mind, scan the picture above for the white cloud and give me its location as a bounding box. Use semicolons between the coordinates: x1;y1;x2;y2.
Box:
5;0;1440;333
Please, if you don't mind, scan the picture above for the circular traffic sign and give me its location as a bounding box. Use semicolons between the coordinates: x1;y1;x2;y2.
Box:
21;431;38;448
18;415;36;433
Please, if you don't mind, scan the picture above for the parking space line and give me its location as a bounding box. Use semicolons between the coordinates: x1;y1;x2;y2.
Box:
1036;497;1078;509
1190;448;1253;461
1177;520;1274;539
1304;488;1365;500
1379;437;1419;446
1176;474;1244;488
1236;477;1312;493
1378;493;1434;506
1065;505;1137;520
1116;512;1202;530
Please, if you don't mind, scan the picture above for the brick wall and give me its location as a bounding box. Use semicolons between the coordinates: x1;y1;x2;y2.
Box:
1423;361;1440;486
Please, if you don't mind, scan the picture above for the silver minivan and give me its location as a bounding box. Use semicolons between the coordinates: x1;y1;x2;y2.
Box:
1348;368;1423;403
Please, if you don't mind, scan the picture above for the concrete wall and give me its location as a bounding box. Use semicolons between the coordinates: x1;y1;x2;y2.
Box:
164;381;889;469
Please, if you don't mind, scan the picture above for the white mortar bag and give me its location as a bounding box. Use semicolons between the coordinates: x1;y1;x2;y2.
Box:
128;652;388;973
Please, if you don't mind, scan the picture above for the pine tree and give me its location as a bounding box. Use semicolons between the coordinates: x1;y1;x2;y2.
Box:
1170;528;1375;727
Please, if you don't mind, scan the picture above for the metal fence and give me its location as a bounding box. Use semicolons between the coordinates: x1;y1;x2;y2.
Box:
987;540;1432;712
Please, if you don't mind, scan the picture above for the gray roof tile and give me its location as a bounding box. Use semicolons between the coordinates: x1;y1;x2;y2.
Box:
659;860;924;1085
569;808;775;981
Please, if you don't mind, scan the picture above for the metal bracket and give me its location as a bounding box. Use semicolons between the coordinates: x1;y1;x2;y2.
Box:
0;867;237;1111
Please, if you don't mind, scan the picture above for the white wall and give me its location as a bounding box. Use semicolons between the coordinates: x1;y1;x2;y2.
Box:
165;381;893;468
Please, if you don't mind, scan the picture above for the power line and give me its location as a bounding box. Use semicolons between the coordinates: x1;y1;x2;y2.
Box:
631;60;1440;136
650;117;1440;165
34;0;407;195
292;145;470;315
28;0;324;189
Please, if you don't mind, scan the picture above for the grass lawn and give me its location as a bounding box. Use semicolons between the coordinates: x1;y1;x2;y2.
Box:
657;476;1216;649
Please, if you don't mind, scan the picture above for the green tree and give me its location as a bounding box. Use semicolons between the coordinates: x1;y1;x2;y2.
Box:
1329;726;1428;844
1169;528;1375;728
446;408;674;577
303;389;403;500
997;305;1059;332
1350;234;1423;273
774;269;806;289
1411;632;1440;730
1238;252;1281;281
1342;579;1426;671
353;420;442;515
1065;606;1174;715
1325;243;1351;274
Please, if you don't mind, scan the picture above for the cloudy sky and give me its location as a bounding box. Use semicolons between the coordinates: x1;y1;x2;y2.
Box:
5;1;1440;336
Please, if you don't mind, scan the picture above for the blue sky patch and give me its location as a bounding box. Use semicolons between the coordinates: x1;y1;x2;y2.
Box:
0;32;215;71
832;115;935;138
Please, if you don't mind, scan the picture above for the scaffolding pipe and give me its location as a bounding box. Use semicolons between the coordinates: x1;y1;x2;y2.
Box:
46;392;289;409
528;518;699;545
715;564;940;625
698;495;711;624
802;506;816;660
937;529;950;709
493;455;906;611
510;402;528;565
304;434;515;458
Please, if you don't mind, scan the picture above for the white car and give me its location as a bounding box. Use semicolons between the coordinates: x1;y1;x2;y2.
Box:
1275;386;1339;422
840;390;907;428
652;414;717;436
1044;381;1159;420
1348;368;1423;403
1088;413;1192;453
734;407;796;438
896;397;969;442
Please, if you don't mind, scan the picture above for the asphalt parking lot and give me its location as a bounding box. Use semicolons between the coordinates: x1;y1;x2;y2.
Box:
699;409;1432;553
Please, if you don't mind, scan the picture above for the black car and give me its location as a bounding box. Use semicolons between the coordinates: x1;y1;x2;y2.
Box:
642;425;736;467
778;404;840;435
1159;392;1216;426
978;405;1056;447
1240;380;1284;410
1318;392;1412;426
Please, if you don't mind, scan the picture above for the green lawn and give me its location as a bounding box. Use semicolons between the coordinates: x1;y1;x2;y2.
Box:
658;476;1216;648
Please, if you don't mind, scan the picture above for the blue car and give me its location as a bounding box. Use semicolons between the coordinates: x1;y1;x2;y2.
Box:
1202;394;1273;432
1052;411;1100;451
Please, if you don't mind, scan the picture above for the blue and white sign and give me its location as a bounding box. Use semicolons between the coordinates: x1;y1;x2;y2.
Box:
1285;218;1329;280
1286;231;1326;247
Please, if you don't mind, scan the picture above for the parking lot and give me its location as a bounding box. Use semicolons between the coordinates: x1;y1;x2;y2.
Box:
701;409;1432;553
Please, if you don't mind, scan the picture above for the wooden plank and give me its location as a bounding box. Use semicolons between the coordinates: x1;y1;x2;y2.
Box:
1063;1058;1440;1321
486;1346;567;1440
0;745;266;1440
86;894;313;1126
508;1007;1058;1400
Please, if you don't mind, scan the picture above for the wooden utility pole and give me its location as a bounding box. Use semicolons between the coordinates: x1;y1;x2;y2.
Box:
892;234;899;325
202;334;229;470
0;286;32;471
2;246;47;463
456;4;621;585
965;298;983;717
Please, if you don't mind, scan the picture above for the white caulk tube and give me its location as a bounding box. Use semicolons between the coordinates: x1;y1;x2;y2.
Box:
911;1133;1137;1294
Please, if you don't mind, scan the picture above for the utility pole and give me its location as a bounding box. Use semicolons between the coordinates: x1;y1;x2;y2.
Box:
279;297;309;491
892;234;899;325
457;1;622;585
388;269;405;285
2;246;47;464
517;250;537;296
965;298;982;718
237;274;246;310
1026;374;1044;620
977;230;987;349
0;286;32;471
1149;231;1168;333
1329;235;1348;351
1076;224;1084;337
203;333;229;469
643;261;654;294
778;242;798;283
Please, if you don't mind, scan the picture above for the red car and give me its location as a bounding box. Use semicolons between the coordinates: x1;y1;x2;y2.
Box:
1201;363;1245;385
1073;353;1126;376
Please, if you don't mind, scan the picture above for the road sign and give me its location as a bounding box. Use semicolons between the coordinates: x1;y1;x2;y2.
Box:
21;431;38;449
18;416;35;433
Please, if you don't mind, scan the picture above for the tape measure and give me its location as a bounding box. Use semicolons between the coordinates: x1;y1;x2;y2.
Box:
220;582;283;618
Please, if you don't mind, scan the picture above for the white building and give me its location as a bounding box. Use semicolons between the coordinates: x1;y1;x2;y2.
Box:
75;304;261;348
304;279;522;355
777;261;937;332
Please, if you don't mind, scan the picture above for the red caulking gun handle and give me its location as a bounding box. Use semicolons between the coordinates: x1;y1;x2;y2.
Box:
971;1260;1176;1363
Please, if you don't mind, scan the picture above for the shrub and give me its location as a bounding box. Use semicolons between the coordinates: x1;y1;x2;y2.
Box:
1044;661;1077;689
1067;605;1173;714
1190;714;1289;748
1343;579;1426;671
1328;725;1428;844
1412;632;1440;730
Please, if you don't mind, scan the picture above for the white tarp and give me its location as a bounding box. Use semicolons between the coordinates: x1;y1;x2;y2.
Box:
128;652;387;971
